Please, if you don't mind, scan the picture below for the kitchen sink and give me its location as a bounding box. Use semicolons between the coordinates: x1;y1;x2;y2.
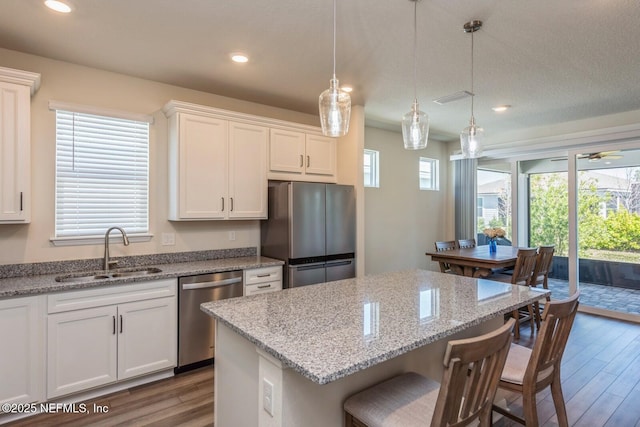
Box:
55;267;162;283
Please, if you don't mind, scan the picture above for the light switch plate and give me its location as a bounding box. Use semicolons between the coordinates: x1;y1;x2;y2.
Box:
263;378;274;416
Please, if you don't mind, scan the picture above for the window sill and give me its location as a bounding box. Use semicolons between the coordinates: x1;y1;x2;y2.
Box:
50;234;154;247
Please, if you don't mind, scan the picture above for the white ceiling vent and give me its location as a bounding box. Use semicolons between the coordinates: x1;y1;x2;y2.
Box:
433;90;473;105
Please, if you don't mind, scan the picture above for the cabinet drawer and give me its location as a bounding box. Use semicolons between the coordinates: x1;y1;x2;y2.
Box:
243;266;282;286
48;279;177;314
245;281;282;296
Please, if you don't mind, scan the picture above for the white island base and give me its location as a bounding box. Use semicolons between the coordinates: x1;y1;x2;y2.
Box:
214;317;503;427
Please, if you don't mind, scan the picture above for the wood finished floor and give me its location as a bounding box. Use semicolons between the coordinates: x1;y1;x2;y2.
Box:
5;312;640;426
5;367;213;427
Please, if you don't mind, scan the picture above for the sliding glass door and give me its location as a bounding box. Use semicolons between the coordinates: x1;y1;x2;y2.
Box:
517;148;640;320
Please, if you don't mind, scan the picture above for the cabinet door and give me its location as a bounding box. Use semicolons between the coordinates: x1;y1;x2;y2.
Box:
269;129;305;175
228;122;268;219
177;113;228;219
117;297;177;380
305;134;336;177
0;82;30;223
47;306;118;398
0;296;44;405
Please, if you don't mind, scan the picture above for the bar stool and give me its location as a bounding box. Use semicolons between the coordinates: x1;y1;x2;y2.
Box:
493;292;580;427
343;319;515;427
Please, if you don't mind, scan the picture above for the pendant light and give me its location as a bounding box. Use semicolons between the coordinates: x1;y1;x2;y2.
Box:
319;0;351;137
460;20;484;159
401;0;429;150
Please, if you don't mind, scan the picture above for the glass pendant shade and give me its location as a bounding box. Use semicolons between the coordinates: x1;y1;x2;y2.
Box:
319;77;351;137
402;100;429;150
460;119;484;158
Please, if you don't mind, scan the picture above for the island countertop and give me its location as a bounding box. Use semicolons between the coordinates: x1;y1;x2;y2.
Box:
201;269;549;385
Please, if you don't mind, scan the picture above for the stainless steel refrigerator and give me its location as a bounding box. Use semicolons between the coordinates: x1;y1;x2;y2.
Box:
261;181;356;288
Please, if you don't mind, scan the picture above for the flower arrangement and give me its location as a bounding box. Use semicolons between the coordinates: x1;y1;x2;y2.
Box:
483;227;506;240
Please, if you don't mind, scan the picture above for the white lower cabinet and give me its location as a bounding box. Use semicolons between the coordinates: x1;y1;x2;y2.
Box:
46;279;177;399
47;305;118;398
244;266;283;296
0;295;45;406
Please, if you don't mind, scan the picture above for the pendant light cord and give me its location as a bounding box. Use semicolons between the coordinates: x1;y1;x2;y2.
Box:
332;0;337;78
470;28;475;121
413;0;417;102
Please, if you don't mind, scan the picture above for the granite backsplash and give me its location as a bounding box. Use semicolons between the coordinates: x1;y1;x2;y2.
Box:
0;247;257;279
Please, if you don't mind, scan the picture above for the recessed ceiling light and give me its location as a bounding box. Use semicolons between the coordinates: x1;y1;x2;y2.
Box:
492;105;511;112
44;0;72;13
341;86;353;93
231;54;249;63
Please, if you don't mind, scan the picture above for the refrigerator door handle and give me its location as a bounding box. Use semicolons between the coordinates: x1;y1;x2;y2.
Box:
295;263;326;271
326;260;352;267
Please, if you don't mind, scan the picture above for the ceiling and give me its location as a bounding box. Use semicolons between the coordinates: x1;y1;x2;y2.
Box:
2;0;640;143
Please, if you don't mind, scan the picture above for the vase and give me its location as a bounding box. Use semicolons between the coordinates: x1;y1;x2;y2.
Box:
489;239;497;254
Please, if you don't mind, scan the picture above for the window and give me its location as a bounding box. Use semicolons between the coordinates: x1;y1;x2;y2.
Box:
364;149;379;188
53;106;150;242
419;157;439;190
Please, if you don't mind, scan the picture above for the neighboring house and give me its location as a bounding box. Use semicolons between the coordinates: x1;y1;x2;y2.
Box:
583;171;636;216
477;179;509;226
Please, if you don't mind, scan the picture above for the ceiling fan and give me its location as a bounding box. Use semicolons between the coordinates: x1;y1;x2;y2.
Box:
550;151;623;162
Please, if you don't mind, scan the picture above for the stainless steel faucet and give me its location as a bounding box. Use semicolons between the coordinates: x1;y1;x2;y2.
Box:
104;227;130;270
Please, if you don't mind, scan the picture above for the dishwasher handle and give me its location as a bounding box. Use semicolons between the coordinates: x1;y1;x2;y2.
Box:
181;276;242;290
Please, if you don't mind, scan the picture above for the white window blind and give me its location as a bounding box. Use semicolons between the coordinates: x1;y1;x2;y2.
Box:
54;109;149;238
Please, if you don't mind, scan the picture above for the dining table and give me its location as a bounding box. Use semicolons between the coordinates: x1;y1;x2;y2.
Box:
425;245;521;278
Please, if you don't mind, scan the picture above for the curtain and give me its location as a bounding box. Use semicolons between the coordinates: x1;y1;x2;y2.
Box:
454;158;477;241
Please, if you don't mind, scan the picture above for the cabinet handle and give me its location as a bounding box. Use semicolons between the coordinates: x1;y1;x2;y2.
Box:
19;192;23;211
112;316;116;335
120;315;123;334
307;155;310;168
230;197;234;212
257;284;272;289
221;197;225;212
299;155;304;167
256;273;271;278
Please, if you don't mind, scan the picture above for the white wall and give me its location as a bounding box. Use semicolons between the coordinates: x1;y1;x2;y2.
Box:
364;127;450;275
0;48;322;265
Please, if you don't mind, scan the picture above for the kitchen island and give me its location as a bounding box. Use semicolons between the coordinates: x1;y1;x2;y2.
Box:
201;269;549;427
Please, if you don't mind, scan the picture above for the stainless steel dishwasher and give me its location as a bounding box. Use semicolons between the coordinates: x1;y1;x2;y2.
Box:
177;270;243;372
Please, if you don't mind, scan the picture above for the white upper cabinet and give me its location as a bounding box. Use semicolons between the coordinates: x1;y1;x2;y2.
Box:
164;102;336;218
164;101;268;221
268;129;337;183
228;122;268;219
0;67;40;224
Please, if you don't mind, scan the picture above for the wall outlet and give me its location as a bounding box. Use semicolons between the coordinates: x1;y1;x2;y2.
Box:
228;231;236;241
263;378;274;417
161;232;175;246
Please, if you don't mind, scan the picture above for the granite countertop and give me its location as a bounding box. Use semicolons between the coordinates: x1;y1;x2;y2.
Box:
201;269;550;385
0;256;283;298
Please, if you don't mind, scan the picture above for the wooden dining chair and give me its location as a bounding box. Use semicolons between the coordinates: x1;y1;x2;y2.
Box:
529;245;555;328
458;238;476;249
434;241;458;273
492;292;580;427
344;319;515;427
531;245;555;290
490;248;538;340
